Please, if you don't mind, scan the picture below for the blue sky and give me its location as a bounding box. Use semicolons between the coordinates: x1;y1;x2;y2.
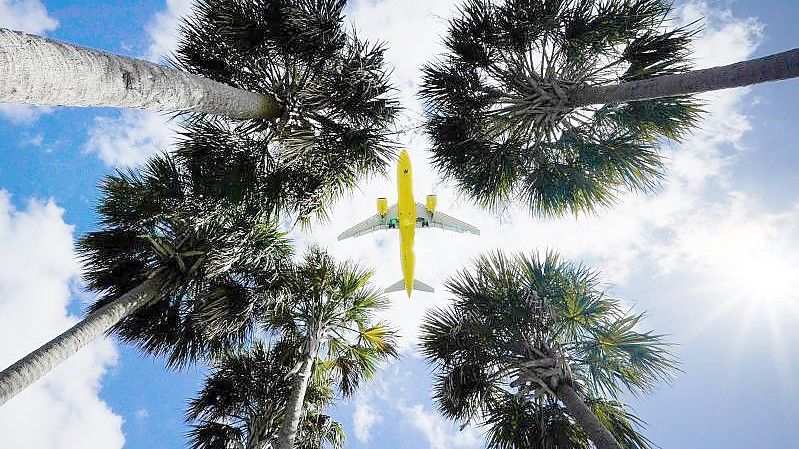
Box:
0;1;797;448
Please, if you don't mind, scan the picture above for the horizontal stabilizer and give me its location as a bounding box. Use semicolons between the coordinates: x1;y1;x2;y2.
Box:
384;278;435;294
413;279;435;293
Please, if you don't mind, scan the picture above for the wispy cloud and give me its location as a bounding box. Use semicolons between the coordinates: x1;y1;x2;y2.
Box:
353;397;381;442
0;0;57;34
145;0;194;64
398;404;482;449
84;110;176;167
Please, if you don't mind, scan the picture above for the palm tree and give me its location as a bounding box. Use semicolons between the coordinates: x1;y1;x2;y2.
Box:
0;153;292;406
186;341;344;449
0;3;401;401
420;251;677;449
0;0;400;408
0;45;397;406
0;0;399;130
269;247;398;449
420;0;797;217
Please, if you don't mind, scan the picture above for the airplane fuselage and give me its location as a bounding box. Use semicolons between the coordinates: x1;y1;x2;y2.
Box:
396;150;416;296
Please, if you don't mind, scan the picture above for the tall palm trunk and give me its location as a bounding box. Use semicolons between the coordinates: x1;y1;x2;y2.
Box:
572;47;799;106
0;28;282;119
556;383;622;449
276;336;319;449
0;277;161;406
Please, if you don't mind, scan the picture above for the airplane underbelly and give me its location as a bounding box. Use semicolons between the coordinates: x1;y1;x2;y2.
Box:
397;150;416;295
400;226;415;292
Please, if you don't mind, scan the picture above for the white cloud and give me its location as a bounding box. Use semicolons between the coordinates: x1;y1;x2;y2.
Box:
679;2;763;70
0;191;123;449
654;193;799;303
134;408;150;420
145;0;193;63
398;404;482;449
0;104;53;124
0;0;58;123
353;398;381;442
0;0;57;34
85;110;176;167
348;0;458;112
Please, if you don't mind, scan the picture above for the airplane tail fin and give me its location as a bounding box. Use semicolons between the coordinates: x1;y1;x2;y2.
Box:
384;278;435;295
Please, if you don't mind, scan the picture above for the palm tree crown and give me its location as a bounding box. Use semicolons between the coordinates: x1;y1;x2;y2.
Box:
175;114;388;225
420;251;677;449
177;0;400;207
79;153;291;368
420;0;701;216
187;341;344;449
270;247;399;396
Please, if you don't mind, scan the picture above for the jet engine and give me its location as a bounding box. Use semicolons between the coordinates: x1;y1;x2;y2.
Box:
377;197;388;216
426;195;437;214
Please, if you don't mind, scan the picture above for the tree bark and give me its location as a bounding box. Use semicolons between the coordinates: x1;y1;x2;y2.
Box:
0;28;282;119
0;278;161;406
557;383;622;449
276;337;319;449
571;48;799;106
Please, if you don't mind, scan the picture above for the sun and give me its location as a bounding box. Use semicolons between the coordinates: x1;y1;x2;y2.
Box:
725;250;799;305
674;217;799;389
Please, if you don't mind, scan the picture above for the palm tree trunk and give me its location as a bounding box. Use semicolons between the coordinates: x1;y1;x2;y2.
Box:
276;337;319;449
571;48;799;106
0;28;282;119
556;383;622;449
0;277;161;406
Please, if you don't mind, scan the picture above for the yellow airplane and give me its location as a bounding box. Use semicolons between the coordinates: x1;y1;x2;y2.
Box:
338;150;480;296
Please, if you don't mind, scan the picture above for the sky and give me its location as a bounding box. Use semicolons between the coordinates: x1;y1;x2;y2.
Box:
0;0;797;448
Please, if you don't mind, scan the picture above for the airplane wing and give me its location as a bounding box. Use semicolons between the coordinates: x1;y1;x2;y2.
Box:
338;205;398;240
415;203;480;235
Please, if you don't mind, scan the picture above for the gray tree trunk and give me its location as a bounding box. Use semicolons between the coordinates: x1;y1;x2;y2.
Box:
557;383;622;449
0;28;282;119
571;48;799;106
276;337;319;449
0;278;161;406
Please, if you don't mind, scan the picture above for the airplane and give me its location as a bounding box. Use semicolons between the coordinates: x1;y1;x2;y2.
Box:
338;149;480;297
